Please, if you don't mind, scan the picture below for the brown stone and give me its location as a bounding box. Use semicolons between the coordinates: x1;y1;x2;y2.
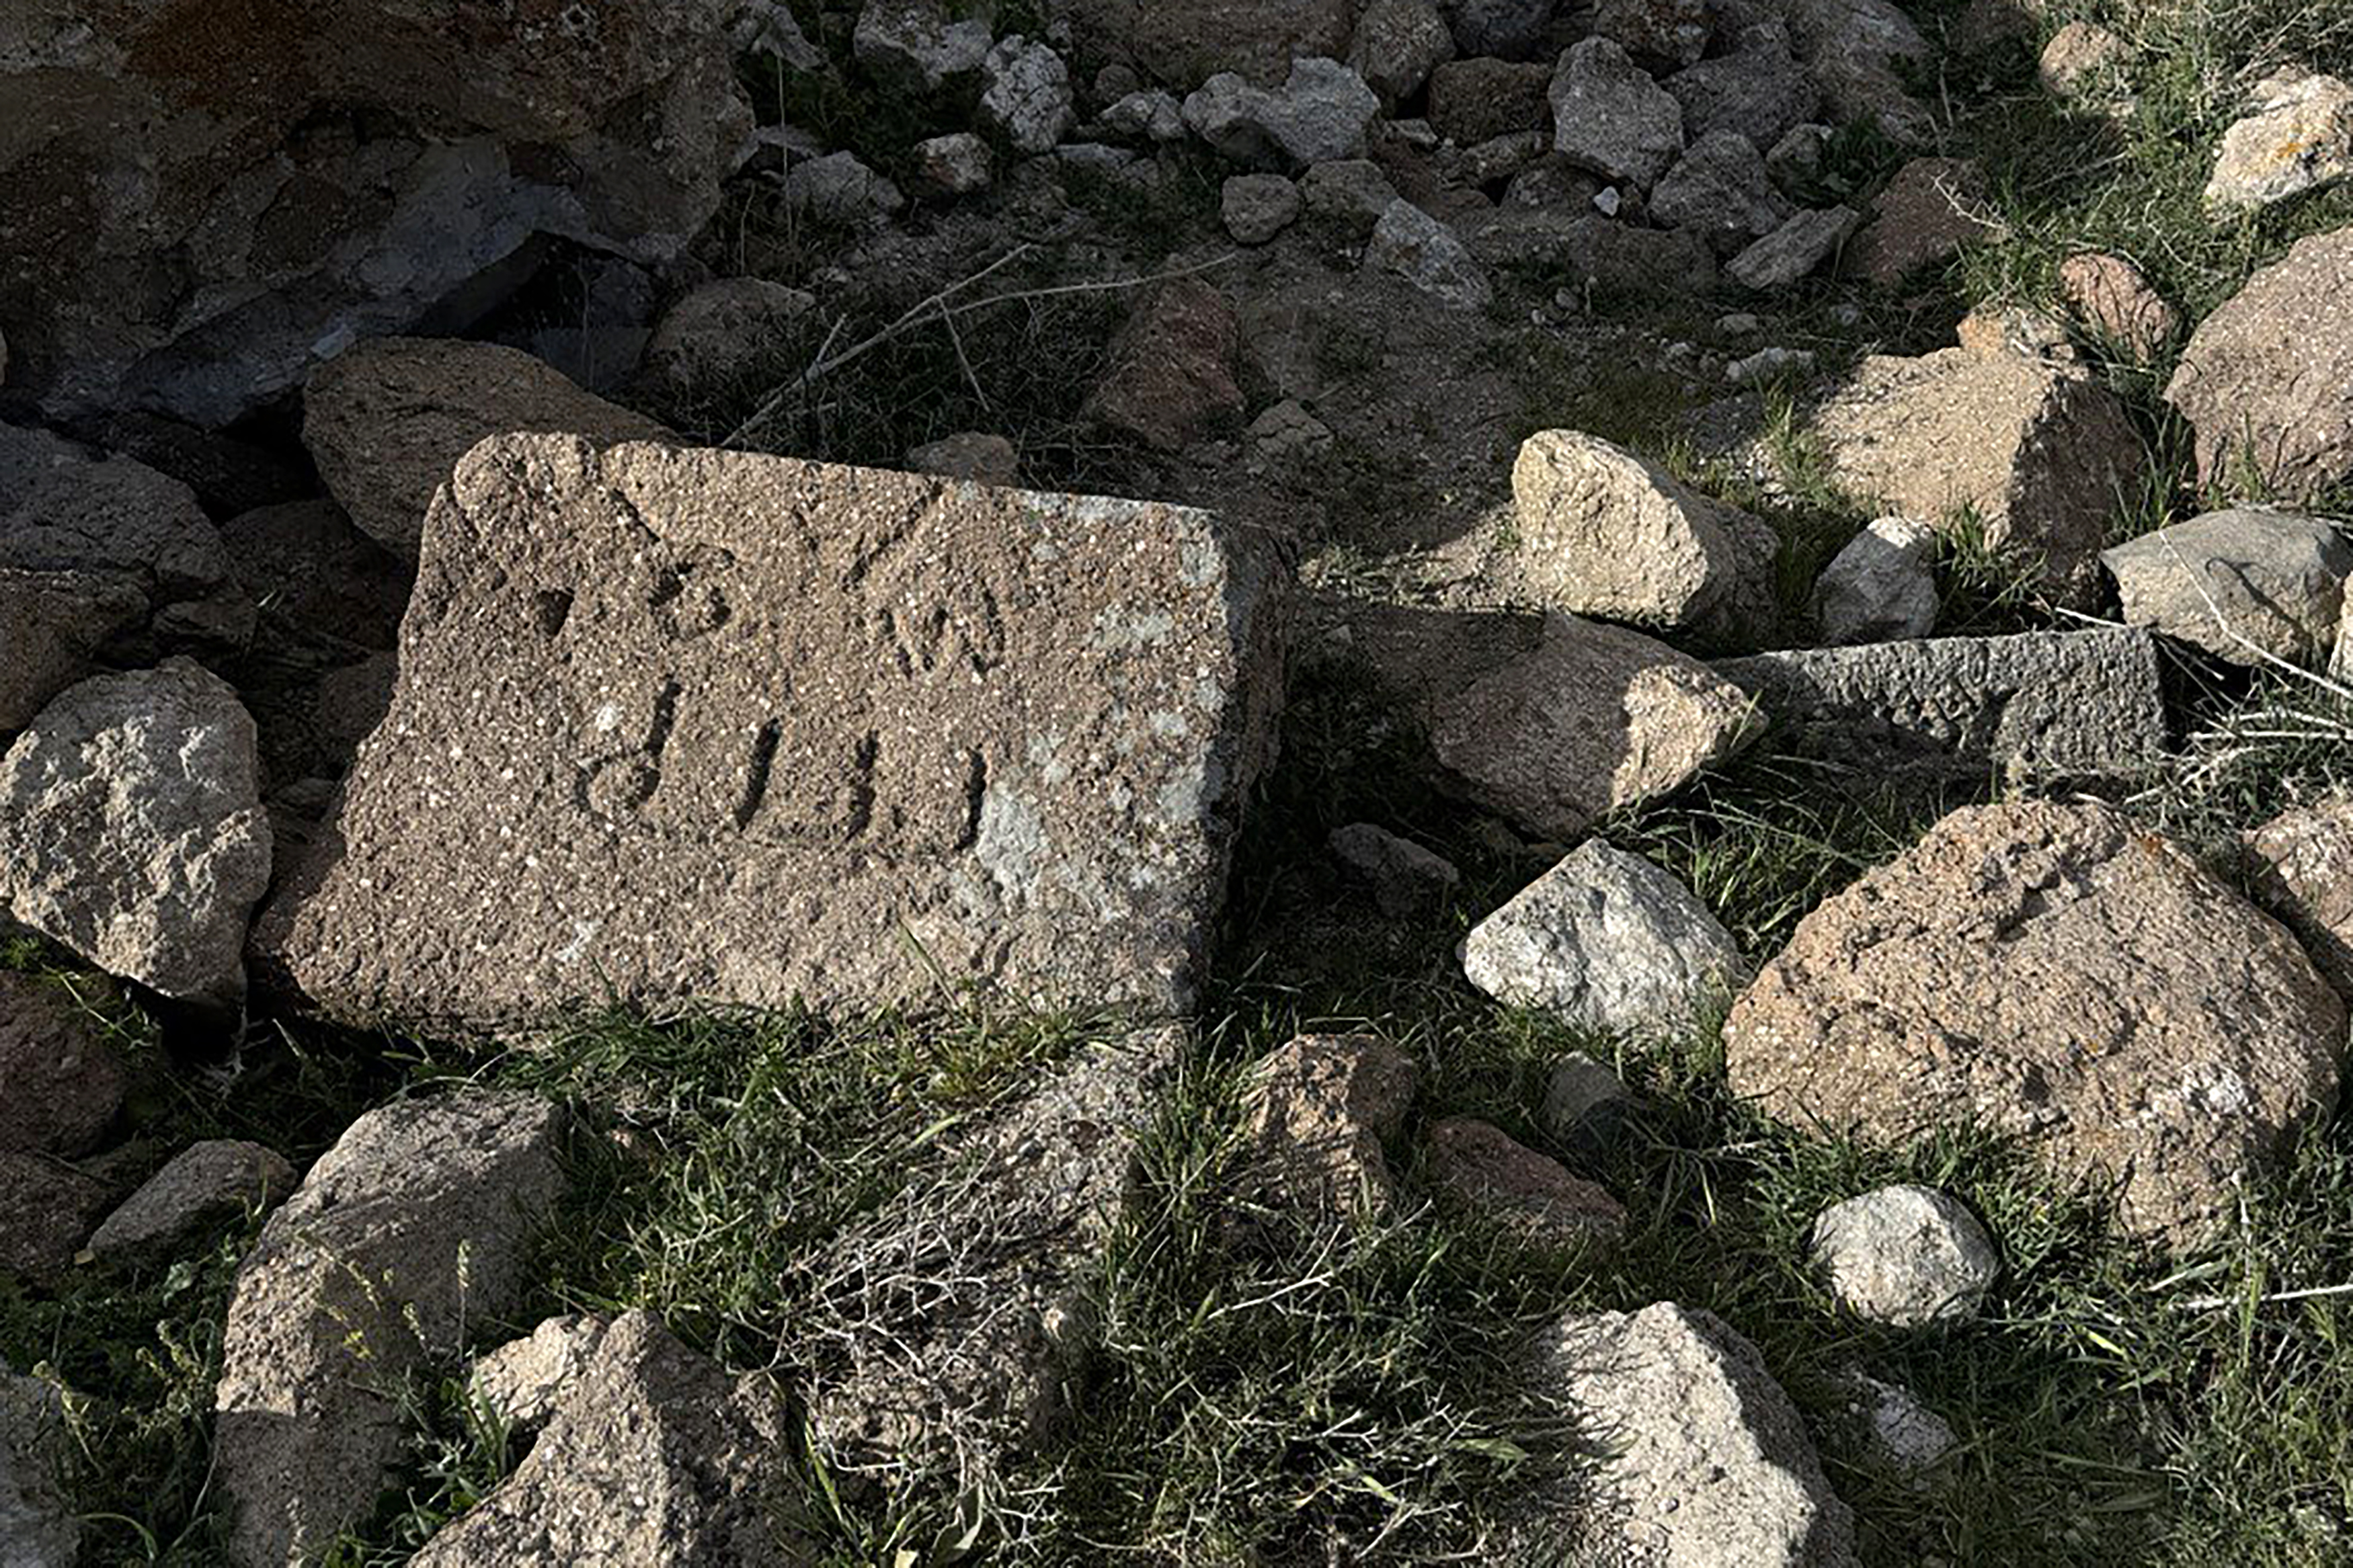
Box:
2245;797;2353;1001
1724;800;2345;1243
1082;278;1246;453
1425;1116;1624;1247
1242;1033;1420;1223
1047;0;1358;87
1427;58;1556;146
302;337;672;559
217;499;413;663
252;436;1284;1030
0;1149;114;1282
0;971;125;1158
85;1140;298;1268
1849;158;2002;287
0;568;145;735
2059;252;2180;362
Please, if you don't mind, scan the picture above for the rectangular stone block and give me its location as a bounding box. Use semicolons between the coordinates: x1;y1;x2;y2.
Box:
250;436;1285;1028
1713;626;2167;782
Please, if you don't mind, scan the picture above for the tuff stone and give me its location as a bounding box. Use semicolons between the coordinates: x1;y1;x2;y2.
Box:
2102;509;2353;670
1183;58;1382;171
0;971;124;1159
1812;515;1939;645
1728;206;1861;290
2206;70;2353;212
1240;1032;1420;1223
1;1366;79;1566
467;1314;612;1434
1362;200;1493;310
0;423;229;612
2245;796;2353;1001
980;36;1078;155
0;570;144;737
1808;1185;2000;1326
1083;278;1248;451
85;1141;298;1269
1425;1116;1626;1247
1550;38;1687;191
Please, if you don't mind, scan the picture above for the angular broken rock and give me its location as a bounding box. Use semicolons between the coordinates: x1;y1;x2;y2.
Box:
1346;602;1763;839
1550;37;1687;192
0;971;125;1158
1242;1032;1419;1224
252;437;1282;1029
1518;1301;1858;1566
1223;173;1304;244
85;1140;297;1270
1804;343;2147;602
639;278;814;401
301;337;674;559
415;1312;790;1567
213;1091;568;1567
854;0;990;94
1328;823;1461;919
2102;508;2353;670
468;1313;610;1434
1664;23;1821;149
1713;628;2164;784
980;35;1076;155
1783;0;1933;147
1808;1185;1998;1326
1348;0;1456;112
1724;800;2346;1243
908;131;995;200
904;431;1019;486
0;422;228;613
805;1032;1174;1483
1848;157;2001;288
1182;57;1380;171
2245;796;2353;1001
1842;1372;1958;1473
2206;70;2353;212
1082;278;1248;452
1362;200;1492;311
0;1148;116;1282
1;1365;79;1567
1500;429;1780;640
2166;225;2353;505
1813;515;1938;644
2059;251;2179;362
1425;1116;1625;1248
2039;20;2127;100
1593;0;1710;69
1;660;271;1006
1544;1050;1640;1157
1650;130;1792;255
1460;839;1744;1036
0;569;145;735
1728;205;1862;291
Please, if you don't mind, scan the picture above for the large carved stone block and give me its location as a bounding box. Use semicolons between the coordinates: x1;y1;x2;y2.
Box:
251;437;1285;1028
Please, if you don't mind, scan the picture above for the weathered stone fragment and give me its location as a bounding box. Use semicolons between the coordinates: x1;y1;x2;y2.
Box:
1;1365;79;1566
853;0;992;94
1813;515;1938;644
1083;278;1248;452
1728;206;1860;290
1783;0;1933;146
1550;38;1687;190
1;661;270;1005
1046;0;1356;88
415;1313;790;1567
1713;628;2164;783
1443;0;1556;60
1650;131;1793;254
1241;1032;1419;1223
0;971;124;1159
905;431;1020;485
2102;509;2353;669
2245;796;2353;1001
467;1314;611;1434
2166;226;2353;505
1664;24;1819;149
0;569;145;735
981;36;1078;154
1849;158;2001;287
1351;0;1456;111
1428;58;1554;144
805;1032;1174;1485
2206;70;2353;212
783;151;908;228
1544;1050;1640;1157
2039;21;2127;99
1425;1116;1625;1247
0;423;227;612
0;1149;114;1282
1593;0;1708;68
213;1091;567;1567
86;1141;297;1270
1808;1185;1998;1326
1460;840;1743;1036
639;279;815;399
253;438;1281;1028
302;337;672;560
2059;251;2178;362
1725;801;2346;1243
1517;1302;1858;1565
1329;823;1462;918
1363;200;1493;310
1842;1372;1958;1472
1224;173;1305;244
1183;59;1381;171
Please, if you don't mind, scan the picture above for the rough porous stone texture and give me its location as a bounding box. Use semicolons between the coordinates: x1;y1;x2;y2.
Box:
1521;1302;1858;1566
905;431;1020;485
1848;157;2000;287
1650;131;1792;254
468;1313;610;1434
2206;71;2353;212
1363;200;1492;311
302;337;672;560
1497;429;1778;639
1714;630;2165;784
2039;20;2127;99
1;423;228;616
0;971;124;1158
1550;38;1687;191
1804;343;2147;602
1;1366;79;1567
1729;206;1862;291
2167;225;2353;505
1593;0;1709;68
639;278;815;400
253;438;1282;1030
1724;800;2346;1243
1784;0;1933;147
1460;840;1744;1036
1;660;270;1006
1842;1372;1958;1472
1351;0;1455;110
1242;1033;1420;1224
85;1141;298;1270
783;151;907;229
0;569;146;735
1223;173;1304;244
1047;0;1357;88
2059;251;2179;362
1426;1116;1625;1248
2245;796;2353;1001
213;1091;567;1567
853;0;992;94
2102;509;2352;670
1812;515;1938;645
1664;24;1820;149
0;1147;116;1283
1348;603;1762;838
1808;1185;1999;1326
1083;278;1247;452
805;1032;1175;1486
0;0;748;427
1329;823;1462;919
413;1311;789;1567
1544;1050;1640;1157
980;36;1078;155
1183;58;1381;171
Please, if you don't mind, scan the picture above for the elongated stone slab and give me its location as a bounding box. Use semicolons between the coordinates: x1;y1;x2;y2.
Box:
251;436;1285;1028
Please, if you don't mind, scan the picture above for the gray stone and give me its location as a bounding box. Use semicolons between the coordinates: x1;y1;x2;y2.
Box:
1728;204;1859;290
0;1149;115;1282
980;36;1078;155
1045;0;1357;89
1223;173;1305;244
1726;345;1817;385
0;971;124;1158
1440;130;1551;191
1550;38;1687;191
1329;823;1461;917
639;277;814;404
1842;1372;1958;1472
1363;200;1493;310
1784;0;1934;147
303;337;672;561
1650;130;1793;254
1300;159;1402;245
783;151;909;229
2167;226;2353;507
1461;839;1743;1036
1543;1050;1639;1156
1248;400;1337;464
1814;515;1938;644
1593;0;1710;69
415;1313;790;1567
1345;602;1763;838
1443;0;1555;60
905;431;1020;485
2247;796;2353;1001
1241;1032;1420;1223
806;1032;1174;1485
1519;1303;1858;1566
1425;1116;1625;1246
1100;89;1188;143
85;1141;298;1270
1427;57;1555;144
1664;24;1820;149
1726;801;2346;1245
253;437;1282;1030
1;1367;78;1567
852;0;992;93
214;1091;568;1567
1351;0;1456;111
733;0;826;71
1538;213;1723;294
1;660;270;1006
467;1313;610;1434
1766;123;1835;191
0;0;748;428
1183;58;1382;171
1809;1185;1999;1326
2103;509;2353;669
2206;70;2353;212
0;423;228;612
908;132;996;200
1713;628;2165;784
0;569;145;735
